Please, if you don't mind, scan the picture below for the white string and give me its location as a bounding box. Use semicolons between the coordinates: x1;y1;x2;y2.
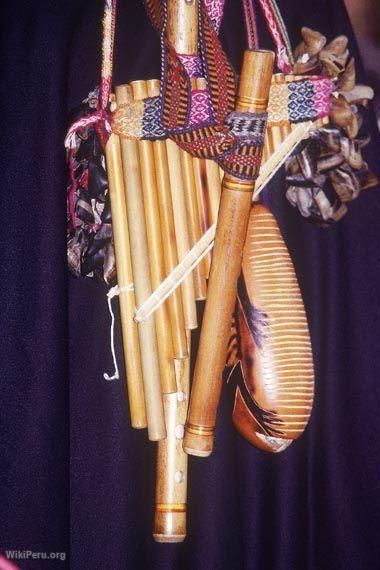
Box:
103;283;134;381
134;232;215;323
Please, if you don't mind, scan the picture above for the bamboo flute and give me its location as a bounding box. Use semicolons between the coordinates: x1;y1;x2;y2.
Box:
154;333;191;542
131;80;177;394
153;0;198;542
146;79;189;360
104;133;147;429
115;85;166;441
183;50;275;457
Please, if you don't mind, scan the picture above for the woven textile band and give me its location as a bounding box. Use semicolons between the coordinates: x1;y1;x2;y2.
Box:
177;53;203;78
111;75;333;140
225;111;268;145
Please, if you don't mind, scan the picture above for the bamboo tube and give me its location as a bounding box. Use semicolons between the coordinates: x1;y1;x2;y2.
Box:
153;0;198;542
205;159;222;225
146;79;188;360
167;0;199;54
267;75;286;155
105;133;147;429
131;80;176;394
154;332;191;542
115;84;166;441
165;0;199;330
193;78;212;278
184;50;275;457
193;156;212;278
193;156;210;233
166;138;198;330
181;147;207;300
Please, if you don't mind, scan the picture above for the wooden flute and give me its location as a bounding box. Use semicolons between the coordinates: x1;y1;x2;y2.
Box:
153;0;198;541
183;49;275;457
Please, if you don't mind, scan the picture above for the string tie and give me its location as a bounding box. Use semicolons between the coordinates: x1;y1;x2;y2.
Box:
103;283;134;381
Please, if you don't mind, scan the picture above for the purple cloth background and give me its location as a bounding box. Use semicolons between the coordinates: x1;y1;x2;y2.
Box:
0;0;379;568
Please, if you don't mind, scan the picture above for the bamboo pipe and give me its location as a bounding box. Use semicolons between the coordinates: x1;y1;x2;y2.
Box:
183;50;275;457
181;147;207;300
166;138;198;331
146;79;189;359
167;0;199;54
193;79;212;279
115;85;166;441
153;0;198;542
166;0;199;330
154;332;191;542
105;133;147;429
267;74;291;156
193;156;212;279
131;80;177;394
205;159;222;226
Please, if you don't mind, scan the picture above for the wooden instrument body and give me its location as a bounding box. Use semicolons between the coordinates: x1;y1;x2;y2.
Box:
233;204;314;452
154;336;190;542
153;0;199;542
184;50;275;457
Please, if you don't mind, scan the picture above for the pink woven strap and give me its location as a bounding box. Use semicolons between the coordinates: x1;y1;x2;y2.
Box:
178;54;203;78
99;0;117;111
189;89;212;126
65;0;116;150
314;77;334;118
255;0;293;72
203;0;225;31
242;0;259;50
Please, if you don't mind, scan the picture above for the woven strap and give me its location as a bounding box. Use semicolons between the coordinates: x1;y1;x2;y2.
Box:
65;0;116;150
255;0;294;72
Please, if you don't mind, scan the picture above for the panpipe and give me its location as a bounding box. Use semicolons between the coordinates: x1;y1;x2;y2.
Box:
115;84;166;442
103;0;319;543
111;78;200;539
104;133;147;429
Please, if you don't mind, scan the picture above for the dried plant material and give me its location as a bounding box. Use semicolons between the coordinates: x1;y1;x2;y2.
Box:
338;57;356;91
294;27;326;59
330;95;359;139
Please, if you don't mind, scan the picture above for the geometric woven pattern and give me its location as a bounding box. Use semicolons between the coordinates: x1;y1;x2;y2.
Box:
189;90;212;126
314;77;334;118
178;54;203;78
268;82;289;125
288;80;316;123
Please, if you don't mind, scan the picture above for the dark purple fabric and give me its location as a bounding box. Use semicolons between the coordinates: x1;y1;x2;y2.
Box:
0;0;379;569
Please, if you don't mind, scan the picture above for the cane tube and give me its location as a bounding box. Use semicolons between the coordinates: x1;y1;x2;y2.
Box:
153;0;198;540
115;85;166;441
104;133;147;428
